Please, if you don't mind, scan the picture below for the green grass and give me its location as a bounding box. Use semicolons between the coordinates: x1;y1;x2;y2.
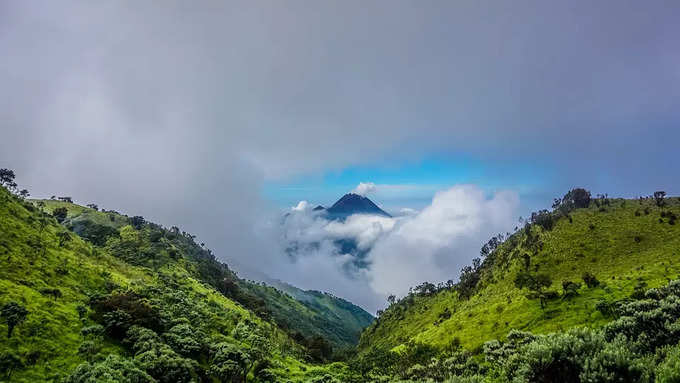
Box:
360;197;680;353
0;188;346;382
38;198;373;349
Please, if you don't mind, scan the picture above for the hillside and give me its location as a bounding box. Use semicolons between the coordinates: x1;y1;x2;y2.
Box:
359;193;680;352
0;185;359;382
241;280;374;350
38;199;373;351
4;176;680;382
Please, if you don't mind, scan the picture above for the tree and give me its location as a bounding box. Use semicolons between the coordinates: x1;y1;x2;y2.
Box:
130;216;146;229
531;210;556;231
19;189;30;199
1;302;28;338
135;343;198;383
561;280;581;299
564;188;591;209
582;272;600;288
210;343;249;383
164;321;204;356
53;207;68;223
58;231;72;247
655;191;667;207
58;196;73;203
65;354;154;383
76;305;88;320
0;168;17;191
0;352;24;380
514;272;553;309
387;295;396;306
86;203;99;211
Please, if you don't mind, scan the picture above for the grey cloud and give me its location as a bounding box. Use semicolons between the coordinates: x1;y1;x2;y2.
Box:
1;0;678;310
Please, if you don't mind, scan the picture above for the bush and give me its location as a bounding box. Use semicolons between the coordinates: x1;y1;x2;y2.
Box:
90;292;161;339
561;280;581;299
0;352;24;380
656;345;680;383
65;354;154;383
53;207;68;223
582;272;600;288
531;210;557;231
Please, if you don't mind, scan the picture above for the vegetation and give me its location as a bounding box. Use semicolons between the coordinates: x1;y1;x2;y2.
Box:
3;169;680;382
356;189;680;381
0;175;365;382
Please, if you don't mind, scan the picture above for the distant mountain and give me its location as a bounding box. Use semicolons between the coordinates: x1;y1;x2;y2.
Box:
325;193;391;219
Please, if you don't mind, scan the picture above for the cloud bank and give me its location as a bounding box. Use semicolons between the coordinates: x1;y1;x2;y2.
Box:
271;185;518;312
352;182;377;196
0;1;678;311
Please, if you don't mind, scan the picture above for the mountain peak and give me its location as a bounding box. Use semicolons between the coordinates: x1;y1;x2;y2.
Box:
326;193;391;218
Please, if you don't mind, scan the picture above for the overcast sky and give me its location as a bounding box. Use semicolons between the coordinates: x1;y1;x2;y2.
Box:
1;1;679;312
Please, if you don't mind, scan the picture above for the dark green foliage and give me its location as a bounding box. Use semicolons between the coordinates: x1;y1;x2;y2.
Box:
561;280;581;299
69;219;119;246
595;299;617;317
531;210;557;231
554;188;591;215
39;287;63;300
53;206;68;223
514;272;553;308
0;168;17;191
90;291;161;339
582;271;600;288
163;319;205;357
306;335;333;362
57;231;72;246
349;347;398;379
129;216;146;229
65;354;154;383
1;301;28;338
210;342;250;383
655;191;666;207
457;264;481;300
0;351;24;379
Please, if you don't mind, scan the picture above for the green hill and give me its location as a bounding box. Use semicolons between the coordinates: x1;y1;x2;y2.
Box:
38;198;372;350
4;174;680;382
0;185;360;382
241;281;373;351
360;194;680;352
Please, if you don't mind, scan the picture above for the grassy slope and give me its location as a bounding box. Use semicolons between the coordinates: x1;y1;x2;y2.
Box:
44;199;373;349
359;197;680;352
0;189;340;382
243;281;374;349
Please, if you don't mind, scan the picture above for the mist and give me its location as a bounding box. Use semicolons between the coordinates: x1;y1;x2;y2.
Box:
1;1;679;312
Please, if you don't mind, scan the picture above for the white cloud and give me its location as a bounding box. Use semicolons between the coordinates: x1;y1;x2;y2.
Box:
367;185;519;298
352;182;377;196
292;200;310;211
270;184;518;313
398;207;419;216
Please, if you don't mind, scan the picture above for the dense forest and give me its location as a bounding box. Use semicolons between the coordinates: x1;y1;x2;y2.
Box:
2;168;680;382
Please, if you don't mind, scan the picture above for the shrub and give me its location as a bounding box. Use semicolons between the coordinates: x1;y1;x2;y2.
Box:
90;292;161;339
0;352;24;380
53;207;68;223
65;354;154;383
561;280;581;299
1;301;28;339
656;345;680;383
582;272;600;288
531;210;556;231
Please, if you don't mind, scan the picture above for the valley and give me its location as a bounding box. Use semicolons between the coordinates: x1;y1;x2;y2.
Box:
2;173;680;382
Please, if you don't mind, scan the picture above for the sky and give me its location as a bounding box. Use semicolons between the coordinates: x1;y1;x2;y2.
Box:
1;0;679;312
